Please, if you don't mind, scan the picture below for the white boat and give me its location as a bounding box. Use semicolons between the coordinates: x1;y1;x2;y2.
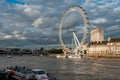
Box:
7;55;11;58
56;55;66;58
67;55;81;58
32;69;48;80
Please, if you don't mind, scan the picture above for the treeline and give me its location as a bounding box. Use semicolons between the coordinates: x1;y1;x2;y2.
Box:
48;48;63;54
0;47;64;55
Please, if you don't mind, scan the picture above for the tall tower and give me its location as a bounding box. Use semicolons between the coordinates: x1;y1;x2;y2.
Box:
90;27;104;42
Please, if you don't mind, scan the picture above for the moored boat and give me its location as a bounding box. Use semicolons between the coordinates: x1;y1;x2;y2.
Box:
67;55;81;58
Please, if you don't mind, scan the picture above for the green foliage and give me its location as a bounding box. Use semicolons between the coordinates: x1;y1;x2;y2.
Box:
48;48;63;54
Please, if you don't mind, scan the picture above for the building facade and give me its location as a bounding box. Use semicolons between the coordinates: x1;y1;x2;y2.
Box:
107;38;120;55
87;27;120;55
90;27;104;42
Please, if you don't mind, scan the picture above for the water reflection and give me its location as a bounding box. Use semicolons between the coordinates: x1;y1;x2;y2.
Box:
0;55;120;80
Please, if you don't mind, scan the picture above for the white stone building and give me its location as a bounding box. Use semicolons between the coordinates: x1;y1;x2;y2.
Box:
90;27;104;42
107;38;120;55
87;27;120;55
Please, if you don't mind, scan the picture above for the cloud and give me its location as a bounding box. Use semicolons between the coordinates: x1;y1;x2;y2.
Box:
113;7;120;12
90;18;107;24
0;32;12;40
62;11;84;30
0;0;120;48
106;25;120;31
0;30;27;40
83;0;91;8
3;35;13;39
16;4;41;16
105;25;120;38
32;18;43;27
12;30;27;40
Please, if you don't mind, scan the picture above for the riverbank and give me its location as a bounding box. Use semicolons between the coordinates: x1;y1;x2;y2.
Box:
47;53;120;59
83;54;120;59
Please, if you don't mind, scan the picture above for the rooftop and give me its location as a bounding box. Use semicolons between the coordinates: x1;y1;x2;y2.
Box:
108;38;120;42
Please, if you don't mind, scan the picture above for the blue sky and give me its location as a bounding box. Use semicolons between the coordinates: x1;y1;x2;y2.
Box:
0;0;120;48
6;0;25;4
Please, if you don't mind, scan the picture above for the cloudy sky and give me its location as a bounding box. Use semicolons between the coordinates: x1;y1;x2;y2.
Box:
0;0;120;48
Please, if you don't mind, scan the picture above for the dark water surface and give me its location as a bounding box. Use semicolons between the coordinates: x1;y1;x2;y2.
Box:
0;55;120;80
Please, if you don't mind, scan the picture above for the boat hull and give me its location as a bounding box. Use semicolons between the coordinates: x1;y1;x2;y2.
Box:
67;55;81;58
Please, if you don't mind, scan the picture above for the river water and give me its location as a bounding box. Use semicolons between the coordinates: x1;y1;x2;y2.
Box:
0;55;120;80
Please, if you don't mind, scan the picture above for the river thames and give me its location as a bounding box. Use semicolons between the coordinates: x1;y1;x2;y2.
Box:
0;55;120;80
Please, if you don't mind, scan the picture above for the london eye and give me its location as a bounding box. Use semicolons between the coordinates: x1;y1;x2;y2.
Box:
58;5;89;54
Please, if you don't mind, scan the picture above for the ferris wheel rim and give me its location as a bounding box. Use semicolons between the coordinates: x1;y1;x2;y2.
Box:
58;5;89;49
